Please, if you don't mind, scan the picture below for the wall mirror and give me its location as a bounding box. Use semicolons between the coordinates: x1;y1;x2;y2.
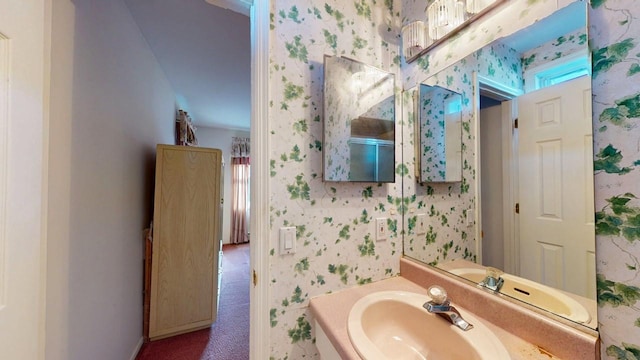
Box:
323;55;395;183
402;1;597;330
415;84;463;183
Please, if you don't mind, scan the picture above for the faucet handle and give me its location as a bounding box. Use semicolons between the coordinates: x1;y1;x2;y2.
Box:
427;285;448;305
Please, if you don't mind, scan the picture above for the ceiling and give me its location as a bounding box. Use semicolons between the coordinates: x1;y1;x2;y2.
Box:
124;0;251;130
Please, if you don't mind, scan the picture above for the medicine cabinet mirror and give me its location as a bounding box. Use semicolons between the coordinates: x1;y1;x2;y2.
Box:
323;55;395;183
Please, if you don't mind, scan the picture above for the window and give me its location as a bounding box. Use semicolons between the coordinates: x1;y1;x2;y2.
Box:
524;49;590;92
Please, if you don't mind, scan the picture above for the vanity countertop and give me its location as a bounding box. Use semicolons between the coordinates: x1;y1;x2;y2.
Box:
310;276;564;360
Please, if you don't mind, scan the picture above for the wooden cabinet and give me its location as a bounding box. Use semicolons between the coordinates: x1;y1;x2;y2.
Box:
148;145;223;340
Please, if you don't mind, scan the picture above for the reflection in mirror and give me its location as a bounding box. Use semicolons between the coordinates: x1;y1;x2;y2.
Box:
404;0;507;63
323;56;395;182
416;84;463;183
402;2;597;330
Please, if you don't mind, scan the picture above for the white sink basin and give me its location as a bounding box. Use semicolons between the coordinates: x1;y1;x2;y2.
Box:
449;268;591;324
347;291;510;360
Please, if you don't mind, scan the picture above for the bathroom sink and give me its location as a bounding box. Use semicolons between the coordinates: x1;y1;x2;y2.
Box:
449;268;591;324
347;291;510;360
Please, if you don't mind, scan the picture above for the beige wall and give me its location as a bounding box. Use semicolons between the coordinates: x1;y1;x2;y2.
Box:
47;1;176;359
196;126;250;245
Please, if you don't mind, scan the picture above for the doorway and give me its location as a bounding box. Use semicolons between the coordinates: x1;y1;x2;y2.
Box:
479;95;507;271
475;74;520;273
126;0;254;355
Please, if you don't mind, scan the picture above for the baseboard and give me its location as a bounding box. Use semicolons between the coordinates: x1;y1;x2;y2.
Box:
129;337;144;360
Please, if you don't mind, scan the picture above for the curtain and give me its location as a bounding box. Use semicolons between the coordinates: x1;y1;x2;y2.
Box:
231;136;250;158
231;137;250;244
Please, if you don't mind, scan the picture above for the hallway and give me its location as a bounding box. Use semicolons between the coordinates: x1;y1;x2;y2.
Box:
137;243;250;360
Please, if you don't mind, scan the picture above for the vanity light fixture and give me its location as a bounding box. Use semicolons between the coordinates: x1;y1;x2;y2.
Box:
466;0;496;14
404;0;504;63
401;21;428;60
427;0;465;40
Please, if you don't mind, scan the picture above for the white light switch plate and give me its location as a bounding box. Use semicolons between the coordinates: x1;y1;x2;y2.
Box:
376;218;387;241
279;227;296;255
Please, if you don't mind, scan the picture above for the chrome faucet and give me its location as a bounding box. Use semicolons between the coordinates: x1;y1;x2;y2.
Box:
423;285;474;331
479;267;504;292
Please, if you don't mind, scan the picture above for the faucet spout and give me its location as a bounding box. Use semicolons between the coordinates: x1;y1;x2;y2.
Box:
423;300;474;331
436;307;474;331
480;267;504;292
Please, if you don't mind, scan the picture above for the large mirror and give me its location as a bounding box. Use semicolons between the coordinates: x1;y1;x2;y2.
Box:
402;2;597;330
416;84;463;183
323;56;395;182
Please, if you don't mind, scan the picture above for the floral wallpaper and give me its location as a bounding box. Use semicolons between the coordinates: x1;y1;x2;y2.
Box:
418;84;463;182
521;27;589;92
265;0;640;359
267;1;402;358
522;28;588;72
590;1;640;358
402;41;522;265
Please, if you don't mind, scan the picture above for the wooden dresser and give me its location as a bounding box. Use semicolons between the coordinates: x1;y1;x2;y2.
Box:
147;144;223;341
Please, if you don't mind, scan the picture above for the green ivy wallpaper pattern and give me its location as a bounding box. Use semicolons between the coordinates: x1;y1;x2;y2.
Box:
264;0;640;359
402;41;522;265
417;85;460;182
590;1;640;358
268;1;402;358
522;28;588;72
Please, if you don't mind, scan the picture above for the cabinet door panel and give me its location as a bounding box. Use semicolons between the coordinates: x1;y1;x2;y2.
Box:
150;145;221;340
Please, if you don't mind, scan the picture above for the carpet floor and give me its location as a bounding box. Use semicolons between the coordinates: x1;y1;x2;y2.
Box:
136;243;250;360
